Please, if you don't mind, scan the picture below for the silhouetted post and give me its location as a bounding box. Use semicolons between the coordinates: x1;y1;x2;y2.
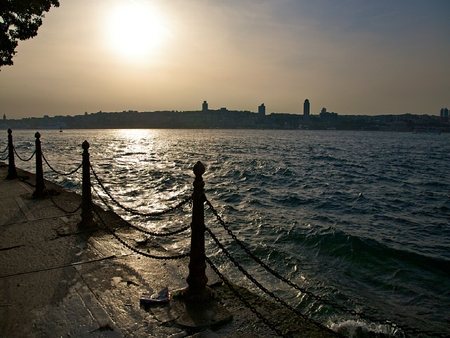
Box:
6;129;17;179
185;161;210;301
78;140;95;228
33;132;47;197
175;162;232;329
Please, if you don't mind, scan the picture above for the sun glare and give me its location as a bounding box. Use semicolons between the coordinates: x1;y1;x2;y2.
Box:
107;2;169;62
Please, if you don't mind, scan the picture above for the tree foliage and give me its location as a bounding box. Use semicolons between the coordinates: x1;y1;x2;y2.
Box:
0;0;59;67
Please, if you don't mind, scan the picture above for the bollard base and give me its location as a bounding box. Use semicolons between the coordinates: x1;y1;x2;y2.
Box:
6;172;18;180
77;219;98;230
78;207;97;230
171;287;233;329
32;189;48;198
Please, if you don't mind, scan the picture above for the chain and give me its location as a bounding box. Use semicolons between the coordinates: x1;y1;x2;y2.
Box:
0;154;8;161
92;185;190;260
122;220;190;238
91;164;191;217
42;152;83;176
206;198;449;338
47;193;82;214
0;145;7;154
13;147;36;162
205;256;288;338
91;180;191;237
206;227;342;337
96;185;191;237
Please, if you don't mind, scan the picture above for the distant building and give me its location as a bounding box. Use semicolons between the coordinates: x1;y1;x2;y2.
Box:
320;107;338;120
303;99;310;118
258;103;266;116
440;107;449;123
202;101;208;112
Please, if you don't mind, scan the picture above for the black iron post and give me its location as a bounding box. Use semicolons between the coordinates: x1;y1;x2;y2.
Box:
6;129;17;179
78;140;95;228
175;161;232;329
185;161;210;301
33;132;46;197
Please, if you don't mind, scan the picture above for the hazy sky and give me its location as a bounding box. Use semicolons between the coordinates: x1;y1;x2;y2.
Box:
1;0;449;119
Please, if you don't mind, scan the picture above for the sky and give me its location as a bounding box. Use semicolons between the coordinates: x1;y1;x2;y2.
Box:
1;0;449;119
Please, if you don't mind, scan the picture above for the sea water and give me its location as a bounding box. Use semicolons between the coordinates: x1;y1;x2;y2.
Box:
5;129;450;337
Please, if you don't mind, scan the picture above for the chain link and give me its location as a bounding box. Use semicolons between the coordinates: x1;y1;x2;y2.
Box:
0;145;8;154
206;198;449;338
91;164;191;217
13;147;36;162
92;185;190;260
0;154;8;161
42;152;83;176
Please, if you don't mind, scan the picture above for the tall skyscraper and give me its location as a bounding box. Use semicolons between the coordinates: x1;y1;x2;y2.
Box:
202;101;208;112
303;99;310;117
258;103;266;116
441;107;449;122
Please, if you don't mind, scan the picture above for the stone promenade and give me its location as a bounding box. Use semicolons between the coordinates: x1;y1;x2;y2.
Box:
0;163;341;338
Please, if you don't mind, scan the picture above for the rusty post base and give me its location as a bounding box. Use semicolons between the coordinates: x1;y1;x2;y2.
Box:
6;169;18;180
77;208;97;230
172;286;232;329
77;218;97;230
32;187;47;198
180;285;216;303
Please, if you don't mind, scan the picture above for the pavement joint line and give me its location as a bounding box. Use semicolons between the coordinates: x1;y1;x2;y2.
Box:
0;254;132;279
74;271;118;334
14;196;36;221
17;179;33;193
0;245;25;251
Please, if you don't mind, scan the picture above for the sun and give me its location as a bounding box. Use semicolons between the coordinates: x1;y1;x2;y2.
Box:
107;2;169;61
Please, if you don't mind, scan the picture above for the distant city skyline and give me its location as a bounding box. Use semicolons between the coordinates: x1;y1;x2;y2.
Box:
1;1;449;119
1;99;447;121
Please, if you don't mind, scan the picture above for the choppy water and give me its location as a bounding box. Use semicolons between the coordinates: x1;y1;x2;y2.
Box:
4;129;450;337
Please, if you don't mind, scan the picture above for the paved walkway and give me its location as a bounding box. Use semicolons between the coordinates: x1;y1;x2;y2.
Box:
0;163;341;338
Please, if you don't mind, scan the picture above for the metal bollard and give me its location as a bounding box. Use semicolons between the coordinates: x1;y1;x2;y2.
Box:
175;161;232;329
78;140;96;228
6;129;18;179
33;132;47;197
185;161;210;301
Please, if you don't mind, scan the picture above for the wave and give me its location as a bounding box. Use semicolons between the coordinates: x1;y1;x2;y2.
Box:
330;319;398;338
289;227;450;277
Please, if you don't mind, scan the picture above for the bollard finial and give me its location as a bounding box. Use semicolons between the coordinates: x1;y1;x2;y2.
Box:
35;132;41;139
82;140;90;150
7;128;12;135
193;161;205;177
